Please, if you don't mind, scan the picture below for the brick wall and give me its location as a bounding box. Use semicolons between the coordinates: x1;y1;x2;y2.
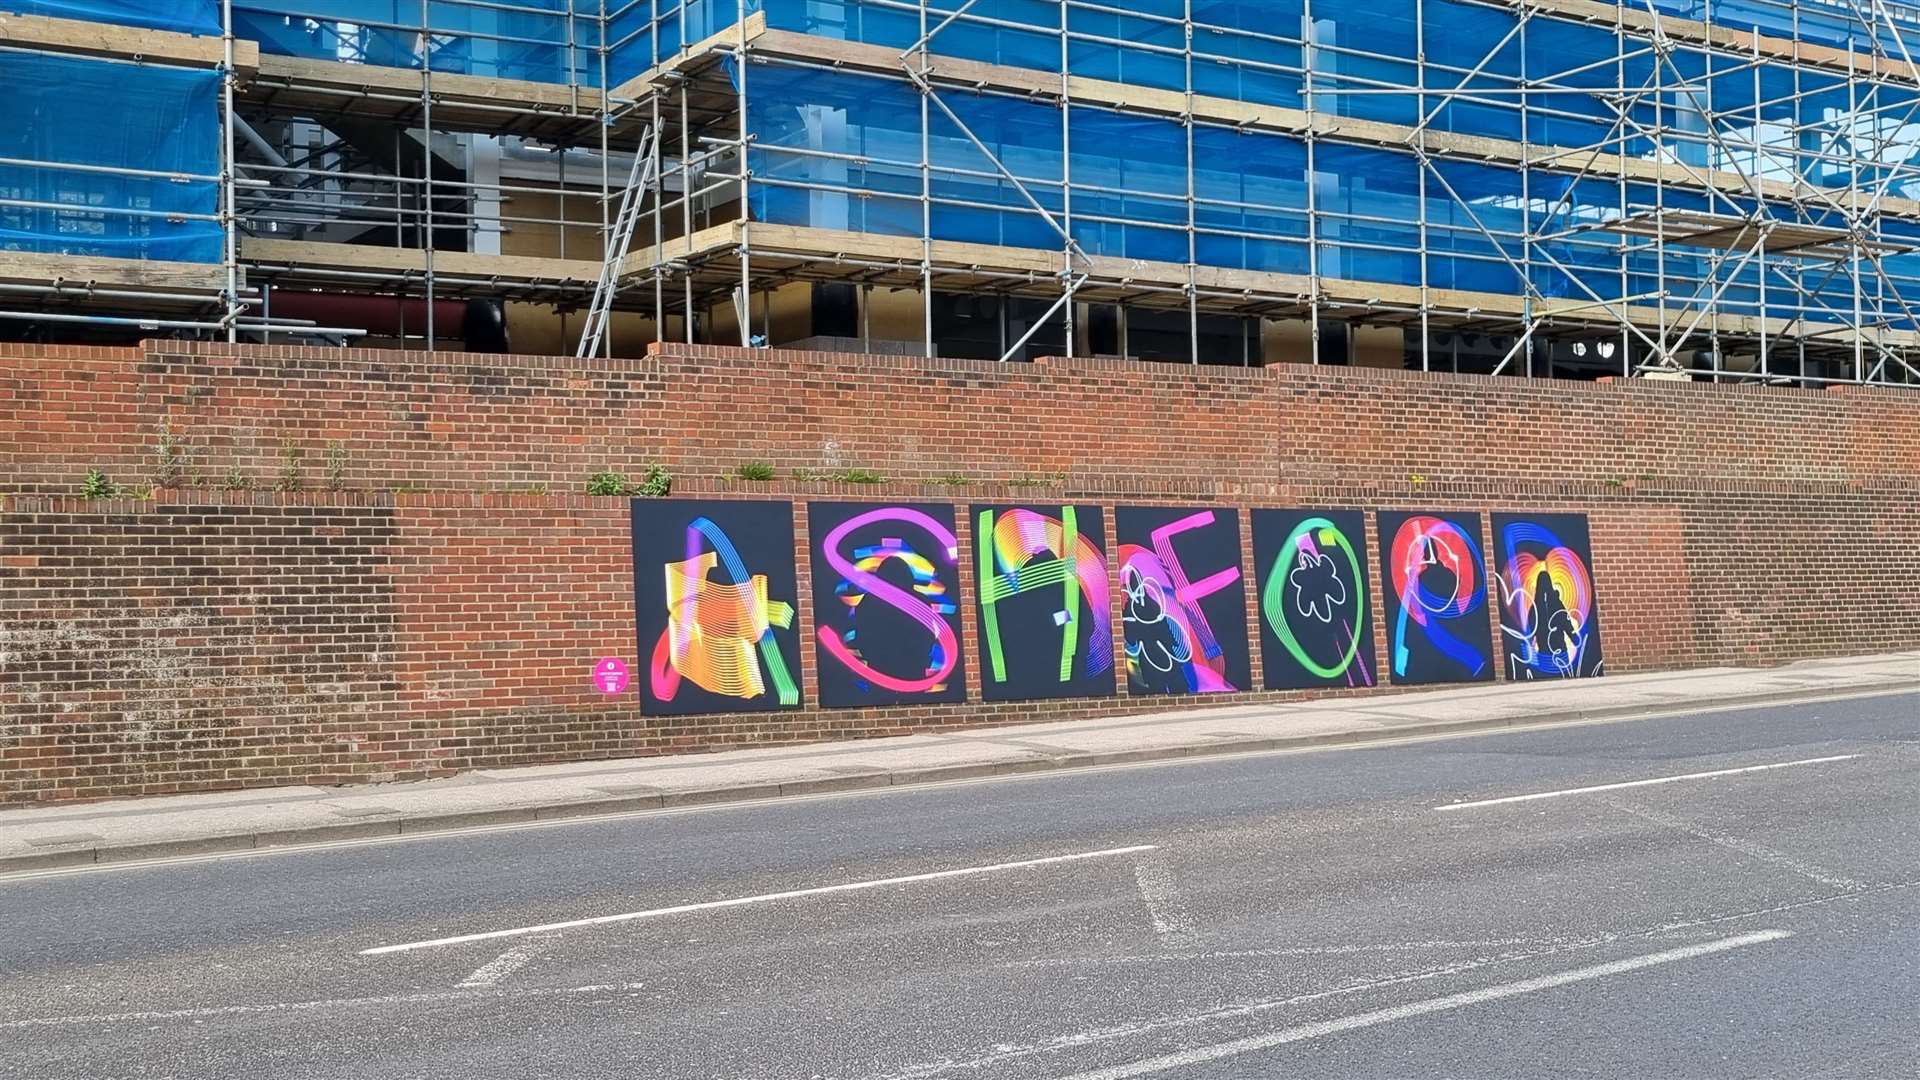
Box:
2;341;1916;804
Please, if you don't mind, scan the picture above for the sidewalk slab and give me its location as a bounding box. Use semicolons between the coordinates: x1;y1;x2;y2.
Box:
2;651;1914;873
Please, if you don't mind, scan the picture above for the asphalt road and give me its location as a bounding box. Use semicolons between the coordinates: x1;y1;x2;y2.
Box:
2;690;1916;1079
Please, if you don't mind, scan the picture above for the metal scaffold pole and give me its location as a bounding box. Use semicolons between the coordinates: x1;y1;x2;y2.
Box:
221;0;241;343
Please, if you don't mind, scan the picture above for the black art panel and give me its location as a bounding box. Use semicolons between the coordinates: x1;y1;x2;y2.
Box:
1251;509;1380;690
973;503;1115;703
631;499;804;716
807;502;968;708
1114;506;1251;696
1492;512;1605;680
1375;509;1496;685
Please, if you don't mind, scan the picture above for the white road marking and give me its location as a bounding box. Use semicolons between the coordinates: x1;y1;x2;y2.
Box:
866;926;1787;1080
0;982;650;1030
1131;855;1196;947
1436;755;1859;811
1604;797;1864;891
1048;930;1792;1080
457;939;545;988
1005;936;1619;969
360;844;1158;955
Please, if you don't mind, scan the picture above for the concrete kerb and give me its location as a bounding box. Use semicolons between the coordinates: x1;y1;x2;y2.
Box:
4;674;1913;876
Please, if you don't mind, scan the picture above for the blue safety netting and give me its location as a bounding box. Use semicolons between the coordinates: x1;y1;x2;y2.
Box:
6;1;220;35
230;0;1920;329
233;1;602;85
607;0;761;86
0;51;223;263
718;0;1920;207
1652;0;1920;55
739;56;1920;330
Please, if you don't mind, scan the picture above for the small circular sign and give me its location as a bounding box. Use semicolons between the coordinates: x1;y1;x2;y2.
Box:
594;656;631;695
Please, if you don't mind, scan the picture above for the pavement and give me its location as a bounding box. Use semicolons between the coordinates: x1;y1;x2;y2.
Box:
1;649;1915;874
1;687;1916;1078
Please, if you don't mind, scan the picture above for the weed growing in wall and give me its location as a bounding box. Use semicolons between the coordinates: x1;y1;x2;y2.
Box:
277;443;304;493
588;466;673;497
81;470;116;499
152;421;186;489
326;442;347;491
633;465;672;497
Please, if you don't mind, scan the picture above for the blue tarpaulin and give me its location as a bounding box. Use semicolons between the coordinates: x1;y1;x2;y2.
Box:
6;1;221;35
0;51;223;263
734;52;1920;327
234;1;602;85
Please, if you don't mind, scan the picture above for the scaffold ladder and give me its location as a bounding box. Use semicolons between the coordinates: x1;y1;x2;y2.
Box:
575;124;659;358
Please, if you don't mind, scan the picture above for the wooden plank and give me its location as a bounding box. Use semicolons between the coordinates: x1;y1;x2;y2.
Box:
242;238;601;282
610;11;769;100
654;220;1920;347
248;54;602;117
0;250;229;291
615;220;746;278
0;12;253;72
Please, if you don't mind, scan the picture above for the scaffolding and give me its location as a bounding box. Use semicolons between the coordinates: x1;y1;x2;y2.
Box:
7;0;1920;384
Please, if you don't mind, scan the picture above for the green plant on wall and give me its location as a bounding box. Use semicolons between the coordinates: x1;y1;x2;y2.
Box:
735;461;775;481
633;464;672;497
1008;470;1068;488
588;466;672;497
586;470;628;496
81;469;116;499
223;465;250;491
325;442;347;491
834;467;884;484
277;442;304;492
152;420;186;489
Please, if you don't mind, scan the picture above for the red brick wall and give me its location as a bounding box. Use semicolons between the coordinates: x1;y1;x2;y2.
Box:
2;341;1916;804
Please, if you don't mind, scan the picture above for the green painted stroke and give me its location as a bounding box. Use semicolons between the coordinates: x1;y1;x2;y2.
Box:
1262;519;1365;680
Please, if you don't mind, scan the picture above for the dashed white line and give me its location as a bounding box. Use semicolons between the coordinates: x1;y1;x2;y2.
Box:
360;844;1158;955
1131;855;1196;948
457;939;545;988
1436;755;1860;811
1049;930;1793;1080
1604;797;1864;891
0;982;650;1030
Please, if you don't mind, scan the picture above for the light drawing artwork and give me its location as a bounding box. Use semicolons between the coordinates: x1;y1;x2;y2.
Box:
1492;512;1604;680
808;502;966;708
1252;509;1377;690
974;504;1115;702
631;500;803;716
1376;510;1495;685
1114;506;1250;697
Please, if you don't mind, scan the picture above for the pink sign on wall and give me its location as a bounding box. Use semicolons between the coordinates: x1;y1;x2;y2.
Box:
594;656;631;695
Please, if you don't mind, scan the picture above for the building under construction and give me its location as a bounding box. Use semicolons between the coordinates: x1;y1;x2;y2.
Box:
6;0;1920;384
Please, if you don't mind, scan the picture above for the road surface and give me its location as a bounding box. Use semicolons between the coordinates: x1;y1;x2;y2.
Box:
2;690;1916;1078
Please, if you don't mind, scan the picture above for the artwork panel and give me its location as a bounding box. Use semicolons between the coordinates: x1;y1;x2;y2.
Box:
973;503;1116;703
807;501;968;708
1376;509;1496;685
631;499;805;716
1492;512;1605;680
1114;505;1253;697
1251;509;1379;691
